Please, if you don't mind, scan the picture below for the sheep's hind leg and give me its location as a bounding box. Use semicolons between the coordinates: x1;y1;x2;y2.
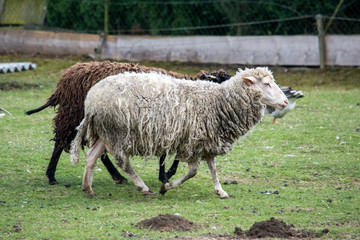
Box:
82;140;106;198
166;159;180;180
100;154;128;184
160;161;198;195
206;157;229;199
159;154;168;183
46;140;63;185
159;154;180;183
115;153;153;196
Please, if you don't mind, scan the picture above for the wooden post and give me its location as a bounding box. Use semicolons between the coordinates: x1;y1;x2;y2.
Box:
94;0;109;59
104;0;109;36
316;14;325;69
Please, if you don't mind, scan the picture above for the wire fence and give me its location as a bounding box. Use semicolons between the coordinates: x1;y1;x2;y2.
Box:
1;0;360;36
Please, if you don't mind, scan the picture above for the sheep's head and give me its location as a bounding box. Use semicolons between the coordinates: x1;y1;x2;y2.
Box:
241;67;288;110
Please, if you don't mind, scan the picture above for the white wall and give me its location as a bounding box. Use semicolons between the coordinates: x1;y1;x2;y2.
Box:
1;29;359;66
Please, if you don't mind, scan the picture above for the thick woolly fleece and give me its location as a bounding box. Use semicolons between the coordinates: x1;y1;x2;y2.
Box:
30;61;232;153
71;68;267;164
39;61;190;152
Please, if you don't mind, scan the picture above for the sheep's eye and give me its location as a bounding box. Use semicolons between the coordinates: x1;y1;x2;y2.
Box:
264;83;270;87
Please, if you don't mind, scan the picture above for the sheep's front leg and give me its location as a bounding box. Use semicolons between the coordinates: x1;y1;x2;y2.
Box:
206;157;229;199
82;140;106;198
114;153;153;196
160;161;198;195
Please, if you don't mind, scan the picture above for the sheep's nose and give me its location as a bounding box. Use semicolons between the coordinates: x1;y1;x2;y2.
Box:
284;99;288;105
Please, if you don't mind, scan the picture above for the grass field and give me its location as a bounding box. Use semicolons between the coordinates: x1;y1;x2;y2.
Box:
0;55;359;239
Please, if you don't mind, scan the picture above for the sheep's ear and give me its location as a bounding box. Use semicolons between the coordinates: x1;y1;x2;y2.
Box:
242;76;257;84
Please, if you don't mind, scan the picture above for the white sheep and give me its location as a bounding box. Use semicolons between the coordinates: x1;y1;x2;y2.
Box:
70;67;288;198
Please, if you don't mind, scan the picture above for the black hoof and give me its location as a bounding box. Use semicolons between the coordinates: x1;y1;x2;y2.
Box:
48;179;58;185
159;184;167;195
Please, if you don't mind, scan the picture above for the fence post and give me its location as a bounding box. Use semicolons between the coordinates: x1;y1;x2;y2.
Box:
94;0;109;59
316;14;325;69
104;0;109;36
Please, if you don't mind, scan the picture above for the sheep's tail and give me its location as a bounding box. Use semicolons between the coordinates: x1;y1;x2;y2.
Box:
25;102;51;115
70;118;88;165
25;94;58;115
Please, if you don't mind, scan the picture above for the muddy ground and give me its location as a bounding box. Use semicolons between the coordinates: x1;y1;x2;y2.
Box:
135;214;329;239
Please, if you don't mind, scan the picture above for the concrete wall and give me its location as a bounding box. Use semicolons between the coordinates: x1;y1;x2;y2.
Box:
1;29;359;66
102;35;320;66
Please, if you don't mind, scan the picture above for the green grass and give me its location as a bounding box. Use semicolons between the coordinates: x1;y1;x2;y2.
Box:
0;55;359;239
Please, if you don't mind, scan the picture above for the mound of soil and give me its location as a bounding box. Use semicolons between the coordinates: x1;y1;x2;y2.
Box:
169;217;329;239
235;217;329;239
136;214;198;232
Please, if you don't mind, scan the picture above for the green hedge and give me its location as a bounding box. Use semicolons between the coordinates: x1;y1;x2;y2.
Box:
45;0;360;35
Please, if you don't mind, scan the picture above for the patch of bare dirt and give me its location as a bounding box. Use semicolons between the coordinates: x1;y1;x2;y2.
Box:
238;217;328;238
136;214;199;232
165;217;329;239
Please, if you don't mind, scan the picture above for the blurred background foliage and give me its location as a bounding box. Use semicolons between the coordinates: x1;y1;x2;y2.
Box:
42;0;360;35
